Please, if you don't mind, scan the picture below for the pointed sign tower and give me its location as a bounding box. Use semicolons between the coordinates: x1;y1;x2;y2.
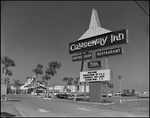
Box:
78;9;111;41
79;9;111;102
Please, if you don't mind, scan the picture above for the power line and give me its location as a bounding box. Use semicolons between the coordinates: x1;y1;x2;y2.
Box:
134;0;149;17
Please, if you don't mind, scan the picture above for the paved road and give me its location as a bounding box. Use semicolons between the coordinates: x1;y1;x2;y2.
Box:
7;94;144;117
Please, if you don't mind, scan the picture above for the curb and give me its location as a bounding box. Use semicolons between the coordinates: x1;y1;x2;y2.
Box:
122;98;149;102
77;101;114;105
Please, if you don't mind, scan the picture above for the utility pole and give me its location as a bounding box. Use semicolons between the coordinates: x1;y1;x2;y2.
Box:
118;76;122;104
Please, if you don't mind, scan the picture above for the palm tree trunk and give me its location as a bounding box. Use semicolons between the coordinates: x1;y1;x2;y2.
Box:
47;79;50;98
45;81;48;97
3;68;6;84
74;85;78;101
3;68;7;101
35;74;38;95
74;58;84;101
15;88;17;94
5;81;8;101
52;74;55;99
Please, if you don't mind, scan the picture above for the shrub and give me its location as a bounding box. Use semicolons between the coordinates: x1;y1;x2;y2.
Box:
101;99;113;103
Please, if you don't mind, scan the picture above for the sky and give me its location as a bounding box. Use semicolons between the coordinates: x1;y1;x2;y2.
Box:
1;1;149;92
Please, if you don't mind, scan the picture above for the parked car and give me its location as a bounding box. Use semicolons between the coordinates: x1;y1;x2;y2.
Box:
113;92;120;96
121;93;132;96
56;92;70;99
138;91;149;98
102;93;112;97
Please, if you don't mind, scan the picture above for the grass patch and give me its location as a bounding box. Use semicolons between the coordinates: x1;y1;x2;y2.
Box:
79;100;149;116
1;102;23;117
62;97;149;116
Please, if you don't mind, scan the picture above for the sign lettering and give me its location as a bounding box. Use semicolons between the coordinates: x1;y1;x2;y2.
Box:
96;47;123;58
69;29;128;54
72;53;92;61
88;61;101;68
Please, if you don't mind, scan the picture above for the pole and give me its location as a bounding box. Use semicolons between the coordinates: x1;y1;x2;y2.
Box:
118;76;122;104
106;56;108;102
135;86;137;97
84;82;86;101
74;55;84;101
52;73;55;99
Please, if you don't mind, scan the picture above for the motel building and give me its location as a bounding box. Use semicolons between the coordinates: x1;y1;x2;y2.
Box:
48;85;89;93
19;76;90;94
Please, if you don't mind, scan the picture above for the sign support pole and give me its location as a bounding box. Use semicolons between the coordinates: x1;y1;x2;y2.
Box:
106;56;108;102
80;53;86;101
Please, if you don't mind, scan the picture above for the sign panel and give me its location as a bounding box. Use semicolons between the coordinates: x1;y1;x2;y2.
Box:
80;69;112;82
88;61;101;68
96;47;123;58
72;53;92;61
69;29;128;54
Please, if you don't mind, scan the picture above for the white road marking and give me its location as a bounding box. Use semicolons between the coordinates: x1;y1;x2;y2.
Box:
15;107;26;117
77;108;91;111
42;98;52;100
77;101;114;105
38;109;49;112
127;99;134;101
133;99;138;101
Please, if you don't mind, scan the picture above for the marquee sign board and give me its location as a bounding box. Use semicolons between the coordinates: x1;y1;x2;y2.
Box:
69;29;128;54
88;61;101;68
72;53;92;61
96;47;123;58
80;69;112;82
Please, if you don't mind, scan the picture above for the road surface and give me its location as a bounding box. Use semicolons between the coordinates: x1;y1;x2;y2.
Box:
7;94;143;117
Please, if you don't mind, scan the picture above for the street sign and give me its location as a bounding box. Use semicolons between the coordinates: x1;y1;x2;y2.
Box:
72;53;92;61
80;69;113;82
96;47;123;58
69;29;128;54
88;61;101;68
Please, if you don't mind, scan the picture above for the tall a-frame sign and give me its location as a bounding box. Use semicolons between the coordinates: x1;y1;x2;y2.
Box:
69;9;128;102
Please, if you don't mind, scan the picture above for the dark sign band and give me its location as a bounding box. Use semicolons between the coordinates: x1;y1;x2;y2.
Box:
96;47;123;58
69;29;128;54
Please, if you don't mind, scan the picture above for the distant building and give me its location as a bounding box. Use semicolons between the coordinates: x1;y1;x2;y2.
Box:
19;76;90;94
48;85;89;93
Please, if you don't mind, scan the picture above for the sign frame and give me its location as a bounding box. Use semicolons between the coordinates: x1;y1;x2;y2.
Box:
69;29;128;54
80;69;113;83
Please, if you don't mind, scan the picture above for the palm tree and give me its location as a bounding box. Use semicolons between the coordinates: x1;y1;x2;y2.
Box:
14;79;21;94
1;56;15;84
42;76;48;87
32;63;43;94
45;68;54;98
5;77;10;86
63;77;73;92
48;61;61;98
73;77;80;101
74;77;80;90
1;56;15;101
